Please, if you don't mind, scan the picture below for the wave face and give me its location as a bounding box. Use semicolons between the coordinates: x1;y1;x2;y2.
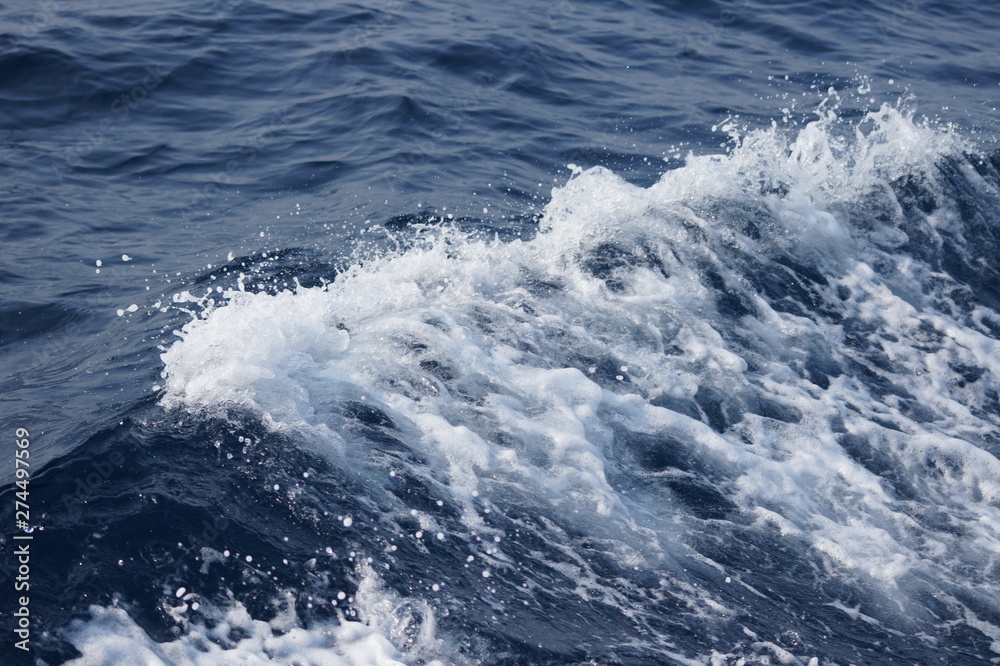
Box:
67;106;1000;665
3;0;999;663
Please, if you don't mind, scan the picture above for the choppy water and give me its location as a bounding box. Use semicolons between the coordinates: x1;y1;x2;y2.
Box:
2;1;1000;664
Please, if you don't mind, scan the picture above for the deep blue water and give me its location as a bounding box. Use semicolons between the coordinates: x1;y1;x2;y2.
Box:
2;1;1000;664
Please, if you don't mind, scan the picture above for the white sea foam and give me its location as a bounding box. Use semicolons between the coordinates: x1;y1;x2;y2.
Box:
152;104;1000;657
64;565;453;666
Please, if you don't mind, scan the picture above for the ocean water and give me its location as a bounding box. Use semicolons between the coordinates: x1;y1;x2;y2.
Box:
1;0;999;664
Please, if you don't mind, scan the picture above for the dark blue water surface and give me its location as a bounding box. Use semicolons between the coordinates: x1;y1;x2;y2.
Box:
2;1;1000;664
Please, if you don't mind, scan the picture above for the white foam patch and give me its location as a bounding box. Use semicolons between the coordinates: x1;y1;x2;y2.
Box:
65;605;413;666
159;103;1000;643
64;566;452;666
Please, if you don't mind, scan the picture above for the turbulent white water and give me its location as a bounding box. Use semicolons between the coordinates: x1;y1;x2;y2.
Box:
66;105;1000;664
62;562;452;666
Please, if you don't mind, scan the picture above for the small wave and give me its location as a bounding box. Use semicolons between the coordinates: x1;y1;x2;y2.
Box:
148;103;1000;662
